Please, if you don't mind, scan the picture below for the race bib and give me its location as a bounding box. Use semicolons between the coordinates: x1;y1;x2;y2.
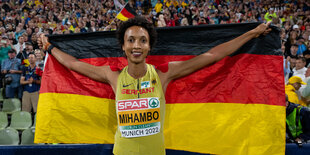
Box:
117;97;160;138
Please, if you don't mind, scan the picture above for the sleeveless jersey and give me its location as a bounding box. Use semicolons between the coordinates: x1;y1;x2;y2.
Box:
113;64;166;155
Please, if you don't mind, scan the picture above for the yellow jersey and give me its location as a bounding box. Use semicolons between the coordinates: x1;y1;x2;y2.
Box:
113;64;166;155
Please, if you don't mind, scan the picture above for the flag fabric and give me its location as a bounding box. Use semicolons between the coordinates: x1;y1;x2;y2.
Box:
22;59;30;67
116;3;137;21
35;23;285;155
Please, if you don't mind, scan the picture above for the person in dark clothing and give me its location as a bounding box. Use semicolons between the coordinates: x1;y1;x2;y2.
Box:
286;94;310;144
303;50;310;67
16;42;33;66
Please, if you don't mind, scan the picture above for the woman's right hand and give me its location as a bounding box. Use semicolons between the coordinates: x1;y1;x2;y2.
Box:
38;33;50;50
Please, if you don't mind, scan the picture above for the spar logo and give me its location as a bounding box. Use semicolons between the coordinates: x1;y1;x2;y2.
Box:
117;97;160;111
149;98;159;108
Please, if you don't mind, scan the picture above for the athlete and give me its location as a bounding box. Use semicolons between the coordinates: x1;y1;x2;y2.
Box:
38;16;271;155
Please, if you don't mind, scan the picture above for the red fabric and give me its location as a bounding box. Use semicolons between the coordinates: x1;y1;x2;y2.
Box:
110;65;121;71
120;8;135;19
35;67;43;77
40;54;284;106
301;25;306;31
166;19;175;27
156;62;169;73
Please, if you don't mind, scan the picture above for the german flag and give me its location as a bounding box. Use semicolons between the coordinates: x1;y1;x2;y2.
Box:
22;59;30;67
35;23;285;154
116;3;137;21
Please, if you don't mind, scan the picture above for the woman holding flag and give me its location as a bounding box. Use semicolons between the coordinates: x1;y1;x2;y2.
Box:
38;16;271;155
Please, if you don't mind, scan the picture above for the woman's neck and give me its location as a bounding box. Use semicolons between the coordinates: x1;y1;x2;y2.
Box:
127;63;147;79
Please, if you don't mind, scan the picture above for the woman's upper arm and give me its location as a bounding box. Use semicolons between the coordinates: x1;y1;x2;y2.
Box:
164;52;217;81
69;61;115;84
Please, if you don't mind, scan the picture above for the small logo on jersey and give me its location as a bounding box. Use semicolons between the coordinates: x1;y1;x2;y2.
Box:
141;81;150;89
149;98;159;108
123;83;133;87
152;79;156;85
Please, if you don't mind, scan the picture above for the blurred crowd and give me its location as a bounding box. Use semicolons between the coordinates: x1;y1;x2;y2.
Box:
0;0;310;59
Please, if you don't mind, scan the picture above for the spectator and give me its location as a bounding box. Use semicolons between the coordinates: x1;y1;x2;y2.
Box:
283;44;291;79
289;56;297;72
31;33;39;50
13;35;26;54
292;57;307;81
303;50;310;67
0;35;13;63
286;94;310;143
155;0;163;13
180;15;189;26
286;76;307;107
17;42;34;67
88;20;99;32
289;44;299;57
157;14;166;27
297;36;307;55
301;67;310;105
20;53;41;113
1;49;22;99
35;49;45;70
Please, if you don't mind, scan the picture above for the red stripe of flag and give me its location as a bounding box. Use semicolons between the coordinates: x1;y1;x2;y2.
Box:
120;8;135;19
40;54;284;106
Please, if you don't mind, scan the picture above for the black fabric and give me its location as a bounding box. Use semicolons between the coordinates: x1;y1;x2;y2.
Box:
124;3;138;16
299;107;310;142
48;23;281;59
16;50;30;61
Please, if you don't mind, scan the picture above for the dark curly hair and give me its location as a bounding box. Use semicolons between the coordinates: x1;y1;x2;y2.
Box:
117;16;157;51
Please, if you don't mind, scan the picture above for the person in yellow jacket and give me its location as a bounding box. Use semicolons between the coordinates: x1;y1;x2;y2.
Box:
264;8;277;22
38;17;271;155
181;0;188;8
172;0;178;7
164;0;172;7
154;0;163;13
286;76;307;107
